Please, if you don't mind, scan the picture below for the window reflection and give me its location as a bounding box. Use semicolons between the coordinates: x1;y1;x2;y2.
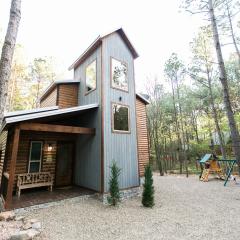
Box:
86;60;96;93
112;104;129;132
111;58;128;91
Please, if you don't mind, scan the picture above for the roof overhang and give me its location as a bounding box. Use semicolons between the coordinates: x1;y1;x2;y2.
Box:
4;106;59;118
1;104;99;131
136;93;150;105
40;79;80;101
69;28;139;70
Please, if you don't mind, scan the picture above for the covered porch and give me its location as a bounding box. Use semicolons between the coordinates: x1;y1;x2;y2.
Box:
10;186;95;210
0;104;98;210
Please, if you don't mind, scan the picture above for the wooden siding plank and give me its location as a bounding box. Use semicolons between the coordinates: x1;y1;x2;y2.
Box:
58;84;79;109
136;98;150;177
40;87;57;108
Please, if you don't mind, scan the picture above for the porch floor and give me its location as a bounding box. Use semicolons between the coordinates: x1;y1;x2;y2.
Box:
9;186;95;210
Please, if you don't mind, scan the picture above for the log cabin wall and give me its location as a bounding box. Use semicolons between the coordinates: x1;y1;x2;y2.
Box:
58;84;79;108
40;83;79;109
40;87;57;108
0;131;8;185
136;97;150;177
5;131;76;192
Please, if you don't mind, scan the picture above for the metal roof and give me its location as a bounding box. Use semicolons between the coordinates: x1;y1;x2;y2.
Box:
2;104;99;131
4;106;59;118
40;79;80;101
69;28;139;70
136;93;150;105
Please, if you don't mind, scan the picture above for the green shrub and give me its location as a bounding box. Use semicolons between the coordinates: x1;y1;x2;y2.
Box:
142;164;154;208
108;161;121;206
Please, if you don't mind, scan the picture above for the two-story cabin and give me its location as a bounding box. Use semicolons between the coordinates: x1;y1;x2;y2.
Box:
0;28;150;210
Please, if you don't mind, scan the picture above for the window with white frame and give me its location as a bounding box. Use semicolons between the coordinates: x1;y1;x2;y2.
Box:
28;141;42;173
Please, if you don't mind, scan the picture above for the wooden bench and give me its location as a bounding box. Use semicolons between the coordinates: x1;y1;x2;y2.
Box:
17;172;53;197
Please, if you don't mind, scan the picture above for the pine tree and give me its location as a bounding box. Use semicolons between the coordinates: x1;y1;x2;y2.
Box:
142;164;154;208
107;161;121;206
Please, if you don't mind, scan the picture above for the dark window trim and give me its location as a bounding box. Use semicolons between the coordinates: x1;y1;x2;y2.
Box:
111;102;131;134
110;57;129;93
85;59;97;95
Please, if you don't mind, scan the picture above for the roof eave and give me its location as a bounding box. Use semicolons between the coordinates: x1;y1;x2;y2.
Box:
2;104;99;131
136;93;150;105
68;36;102;70
68;28;139;71
40;80;80;101
116;28;139;59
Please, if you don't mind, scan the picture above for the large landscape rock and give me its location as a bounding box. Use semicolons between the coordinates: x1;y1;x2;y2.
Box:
10;231;29;240
10;229;40;240
0;211;15;221
31;221;41;230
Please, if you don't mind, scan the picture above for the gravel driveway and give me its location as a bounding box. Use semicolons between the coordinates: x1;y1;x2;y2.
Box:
23;174;240;240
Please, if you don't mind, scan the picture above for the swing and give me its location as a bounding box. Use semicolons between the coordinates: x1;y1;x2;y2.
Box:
199;154;237;186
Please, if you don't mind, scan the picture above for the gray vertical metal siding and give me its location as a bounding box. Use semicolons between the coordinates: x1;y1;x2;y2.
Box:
73;47;102;191
102;33;139;192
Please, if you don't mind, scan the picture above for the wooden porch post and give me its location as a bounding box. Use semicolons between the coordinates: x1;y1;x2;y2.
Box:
5;125;20;209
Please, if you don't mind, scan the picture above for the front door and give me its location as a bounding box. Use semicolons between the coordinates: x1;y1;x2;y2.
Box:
56;142;74;187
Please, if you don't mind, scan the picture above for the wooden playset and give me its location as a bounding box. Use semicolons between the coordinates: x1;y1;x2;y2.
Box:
199;153;237;186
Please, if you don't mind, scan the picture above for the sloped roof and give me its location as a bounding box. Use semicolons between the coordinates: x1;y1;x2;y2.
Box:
2;104;99;131
4;106;59;118
40;79;80;101
69;28;139;70
136;93;150;104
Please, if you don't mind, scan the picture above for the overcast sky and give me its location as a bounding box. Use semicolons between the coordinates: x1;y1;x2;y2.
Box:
0;0;203;92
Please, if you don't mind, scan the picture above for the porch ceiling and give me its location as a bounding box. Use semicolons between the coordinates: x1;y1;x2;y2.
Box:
1;103;99;131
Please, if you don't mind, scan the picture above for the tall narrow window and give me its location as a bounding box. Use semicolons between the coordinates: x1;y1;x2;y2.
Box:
28;141;42;173
85;60;96;94
112;103;130;133
111;58;128;91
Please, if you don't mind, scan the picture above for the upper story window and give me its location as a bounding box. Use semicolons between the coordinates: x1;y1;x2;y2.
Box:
111;57;128;92
28;141;42;173
85;60;97;94
112;103;130;133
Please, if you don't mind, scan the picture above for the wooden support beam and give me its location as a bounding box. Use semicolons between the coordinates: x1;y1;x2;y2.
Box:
19;123;95;135
5;126;20;209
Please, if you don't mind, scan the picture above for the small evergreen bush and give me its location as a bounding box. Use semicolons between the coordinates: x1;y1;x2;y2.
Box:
108;161;121;206
142;164;154;207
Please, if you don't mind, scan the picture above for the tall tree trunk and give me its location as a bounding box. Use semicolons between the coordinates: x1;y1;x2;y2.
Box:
192;111;200;143
176;79;188;177
170;78;182;173
0;0;21;123
206;68;227;159
209;0;240;169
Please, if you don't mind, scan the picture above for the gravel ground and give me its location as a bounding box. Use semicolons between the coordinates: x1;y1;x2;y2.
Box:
23;174;240;240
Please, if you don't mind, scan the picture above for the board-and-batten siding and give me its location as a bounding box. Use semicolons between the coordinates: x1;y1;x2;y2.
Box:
102;32;139;192
73;47;102;192
0;131;8;185
5;131;76;192
136;97;149;176
58;84;79;108
40;87;57;108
